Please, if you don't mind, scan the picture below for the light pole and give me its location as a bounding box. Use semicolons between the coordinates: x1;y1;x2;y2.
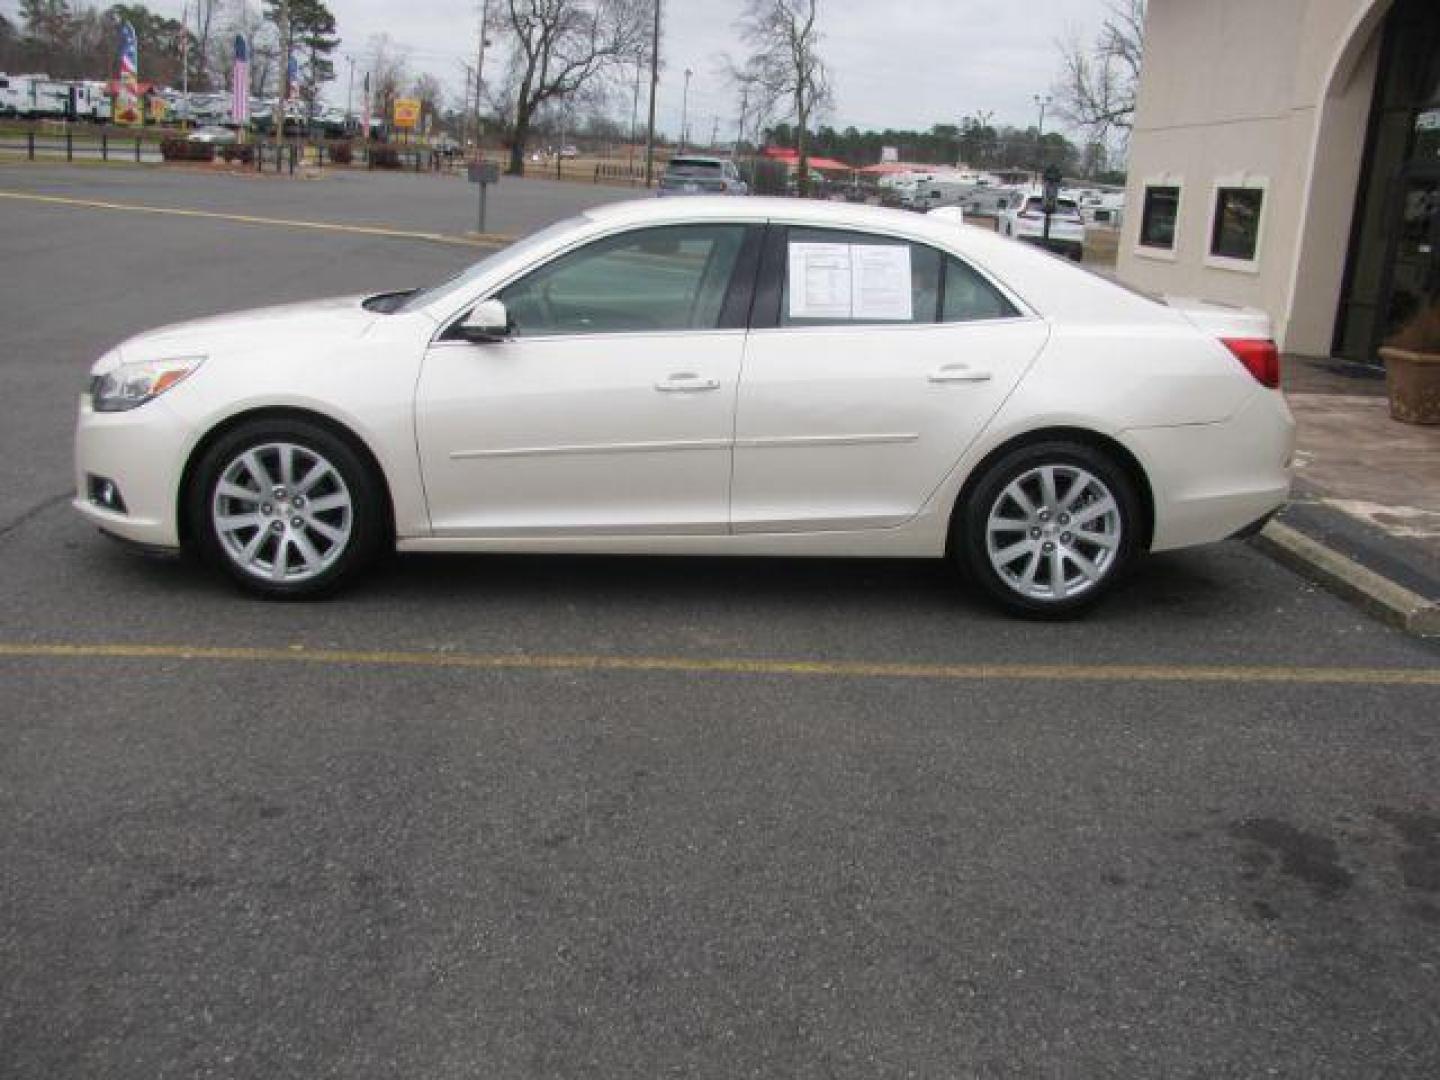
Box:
344;54;355;128
644;0;662;185
680;67;692;152
1033;93;1051;183
474;0;491;152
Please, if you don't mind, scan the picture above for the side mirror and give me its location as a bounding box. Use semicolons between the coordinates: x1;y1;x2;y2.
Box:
456;298;510;342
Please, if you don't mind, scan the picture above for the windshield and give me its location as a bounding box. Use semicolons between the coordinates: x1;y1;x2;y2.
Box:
393;216;587;313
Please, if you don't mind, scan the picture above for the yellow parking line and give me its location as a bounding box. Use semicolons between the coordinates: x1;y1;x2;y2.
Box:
0;189;514;246
0;641;1436;687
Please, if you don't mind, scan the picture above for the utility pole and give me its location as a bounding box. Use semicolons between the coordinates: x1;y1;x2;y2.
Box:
680;67;692;152
180;1;189;127
709;115;718;150
643;0;661;186
272;0;290;153
459;61;474;147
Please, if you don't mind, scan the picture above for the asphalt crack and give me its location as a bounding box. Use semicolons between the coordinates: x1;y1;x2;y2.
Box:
0;490;72;542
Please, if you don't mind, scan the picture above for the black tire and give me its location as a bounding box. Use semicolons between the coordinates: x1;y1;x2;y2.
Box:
954;440;1142;619
187;417;386;599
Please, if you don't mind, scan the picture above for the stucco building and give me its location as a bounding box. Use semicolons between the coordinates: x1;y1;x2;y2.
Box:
1117;0;1439;364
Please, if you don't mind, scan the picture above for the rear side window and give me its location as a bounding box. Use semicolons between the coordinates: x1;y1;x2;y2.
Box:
776;227;1018;326
781;227;942;327
942;256;1019;322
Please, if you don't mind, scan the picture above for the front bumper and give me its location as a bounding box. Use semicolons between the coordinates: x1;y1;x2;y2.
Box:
73;394;191;549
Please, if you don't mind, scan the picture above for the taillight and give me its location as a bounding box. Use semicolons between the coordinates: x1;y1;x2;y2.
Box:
1221;337;1281;389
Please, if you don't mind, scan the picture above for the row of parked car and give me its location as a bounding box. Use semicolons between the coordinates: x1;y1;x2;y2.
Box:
655;156;1107;263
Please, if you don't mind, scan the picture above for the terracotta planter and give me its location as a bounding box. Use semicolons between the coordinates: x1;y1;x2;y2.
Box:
1379;345;1440;425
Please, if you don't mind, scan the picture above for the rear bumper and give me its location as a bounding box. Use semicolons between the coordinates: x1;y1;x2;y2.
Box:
1126;390;1296;552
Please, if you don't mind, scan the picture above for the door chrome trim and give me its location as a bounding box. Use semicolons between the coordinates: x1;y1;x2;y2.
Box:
735;433;919;449
451;437;731;461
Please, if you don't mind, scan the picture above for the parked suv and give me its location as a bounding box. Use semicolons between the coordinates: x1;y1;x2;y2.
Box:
998;192;1086;261
658;156;748;197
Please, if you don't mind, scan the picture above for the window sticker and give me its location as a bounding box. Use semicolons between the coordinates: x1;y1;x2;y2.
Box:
787;242;913;321
851;245;913;320
787;242;853;319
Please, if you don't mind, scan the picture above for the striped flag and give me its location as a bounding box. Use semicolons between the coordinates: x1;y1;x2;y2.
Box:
231;36;249;124
115;21;141;125
118;21;138;83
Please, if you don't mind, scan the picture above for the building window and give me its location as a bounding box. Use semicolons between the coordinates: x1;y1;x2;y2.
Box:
1210;187;1265;262
1139;185;1181;249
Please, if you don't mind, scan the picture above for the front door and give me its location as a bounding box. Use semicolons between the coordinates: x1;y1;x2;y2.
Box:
415;223;756;536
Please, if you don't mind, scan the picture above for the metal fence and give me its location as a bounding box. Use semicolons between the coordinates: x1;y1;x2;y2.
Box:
0;129;159;163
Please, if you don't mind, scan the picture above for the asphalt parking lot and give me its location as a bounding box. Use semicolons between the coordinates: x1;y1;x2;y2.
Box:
2;165;1439;1078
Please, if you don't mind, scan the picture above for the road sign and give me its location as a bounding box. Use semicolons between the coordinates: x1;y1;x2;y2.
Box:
393;98;421;130
467;161;500;185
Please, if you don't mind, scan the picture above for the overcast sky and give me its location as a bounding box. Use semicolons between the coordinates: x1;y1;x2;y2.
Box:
6;0;1115;137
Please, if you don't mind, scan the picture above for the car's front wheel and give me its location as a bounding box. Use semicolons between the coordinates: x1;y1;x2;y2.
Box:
188;418;385;598
955;441;1141;618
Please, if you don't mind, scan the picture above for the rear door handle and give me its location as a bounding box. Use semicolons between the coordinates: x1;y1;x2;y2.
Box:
928;364;992;383
655;373;721;392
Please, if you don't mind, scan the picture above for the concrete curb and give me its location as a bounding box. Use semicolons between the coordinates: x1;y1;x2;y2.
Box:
1253;520;1440;638
462;230;518;244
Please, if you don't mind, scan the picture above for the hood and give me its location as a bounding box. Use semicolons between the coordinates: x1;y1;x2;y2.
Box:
113;294;383;360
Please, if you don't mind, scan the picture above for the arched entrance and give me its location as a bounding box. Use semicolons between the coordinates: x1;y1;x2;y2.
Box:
1326;0;1440;363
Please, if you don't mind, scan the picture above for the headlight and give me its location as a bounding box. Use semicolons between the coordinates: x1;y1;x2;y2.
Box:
90;356;204;412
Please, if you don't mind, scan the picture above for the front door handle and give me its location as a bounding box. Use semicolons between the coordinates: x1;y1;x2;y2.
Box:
655;373;721;392
928;364;992;383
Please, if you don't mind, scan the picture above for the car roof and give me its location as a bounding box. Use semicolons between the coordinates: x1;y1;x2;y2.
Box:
666;156;729;165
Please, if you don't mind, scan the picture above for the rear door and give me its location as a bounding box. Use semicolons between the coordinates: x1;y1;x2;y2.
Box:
731;225;1049;533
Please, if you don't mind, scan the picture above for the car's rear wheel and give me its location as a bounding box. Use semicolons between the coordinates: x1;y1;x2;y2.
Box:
189;418;385;598
956;441;1141;618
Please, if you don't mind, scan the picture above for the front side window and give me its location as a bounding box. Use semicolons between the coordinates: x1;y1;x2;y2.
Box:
780;227;1016;327
1210;186;1265;262
1139;185;1180;250
497;224;746;336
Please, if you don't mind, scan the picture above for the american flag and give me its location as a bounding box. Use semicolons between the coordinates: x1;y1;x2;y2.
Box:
117;21;138;85
231;36;249;124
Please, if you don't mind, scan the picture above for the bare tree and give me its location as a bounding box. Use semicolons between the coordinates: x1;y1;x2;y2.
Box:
496;0;646;175
731;0;831;197
193;0;218;89
366;32;411;132
1051;0;1145;150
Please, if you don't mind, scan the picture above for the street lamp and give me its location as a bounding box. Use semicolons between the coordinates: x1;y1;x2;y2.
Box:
680;67;693;152
1033;92;1052;183
344;54;355;127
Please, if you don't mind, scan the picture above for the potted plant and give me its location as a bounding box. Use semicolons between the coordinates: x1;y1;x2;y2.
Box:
1379;297;1440;425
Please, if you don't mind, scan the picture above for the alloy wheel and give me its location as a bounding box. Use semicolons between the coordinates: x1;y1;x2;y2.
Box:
984;464;1122;602
211;441;354;584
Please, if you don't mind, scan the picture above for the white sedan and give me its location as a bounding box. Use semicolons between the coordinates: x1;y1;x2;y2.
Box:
74;198;1293;616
